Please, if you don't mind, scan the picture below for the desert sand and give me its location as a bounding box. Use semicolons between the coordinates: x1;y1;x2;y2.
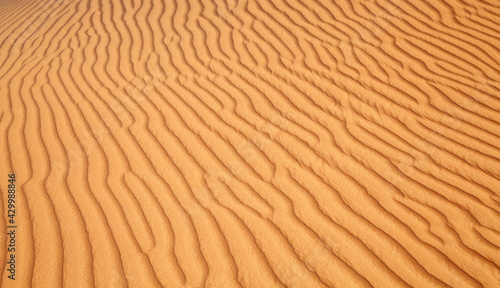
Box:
0;0;499;287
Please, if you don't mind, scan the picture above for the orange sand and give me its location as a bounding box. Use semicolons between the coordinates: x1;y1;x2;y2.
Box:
1;0;500;287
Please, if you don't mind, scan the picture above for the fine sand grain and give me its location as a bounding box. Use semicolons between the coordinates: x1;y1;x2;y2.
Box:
1;0;500;287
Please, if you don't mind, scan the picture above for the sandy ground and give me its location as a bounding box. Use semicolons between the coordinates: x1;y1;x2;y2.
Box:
0;0;500;287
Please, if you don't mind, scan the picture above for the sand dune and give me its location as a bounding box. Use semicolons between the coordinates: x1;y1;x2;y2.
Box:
1;0;500;287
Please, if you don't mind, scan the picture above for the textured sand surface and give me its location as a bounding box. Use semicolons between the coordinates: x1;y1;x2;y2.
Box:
1;0;500;287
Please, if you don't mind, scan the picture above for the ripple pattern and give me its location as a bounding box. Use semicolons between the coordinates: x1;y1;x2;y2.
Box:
1;0;500;287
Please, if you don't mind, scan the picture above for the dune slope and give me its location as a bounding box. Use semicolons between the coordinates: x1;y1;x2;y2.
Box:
1;0;500;287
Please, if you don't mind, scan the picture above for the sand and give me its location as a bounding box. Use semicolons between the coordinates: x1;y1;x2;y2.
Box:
0;0;499;287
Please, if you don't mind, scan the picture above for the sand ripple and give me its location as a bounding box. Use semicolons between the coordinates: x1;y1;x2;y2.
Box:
0;0;499;287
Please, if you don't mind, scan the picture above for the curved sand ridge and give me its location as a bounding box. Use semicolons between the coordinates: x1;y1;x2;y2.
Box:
1;0;500;287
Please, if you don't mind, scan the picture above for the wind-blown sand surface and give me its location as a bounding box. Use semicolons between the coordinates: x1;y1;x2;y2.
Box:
0;0;500;287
